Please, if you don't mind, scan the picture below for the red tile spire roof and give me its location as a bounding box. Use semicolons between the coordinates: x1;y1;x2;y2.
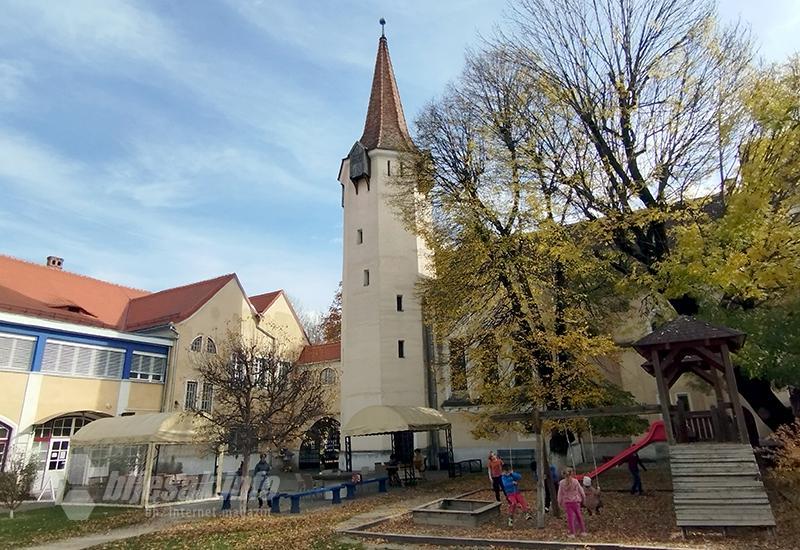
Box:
359;33;413;151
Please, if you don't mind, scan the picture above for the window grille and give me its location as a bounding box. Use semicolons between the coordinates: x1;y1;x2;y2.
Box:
320;367;336;385
185;381;198;410
190;336;203;352
200;383;213;412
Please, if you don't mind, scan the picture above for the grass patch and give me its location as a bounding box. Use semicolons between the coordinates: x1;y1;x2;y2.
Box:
0;505;146;549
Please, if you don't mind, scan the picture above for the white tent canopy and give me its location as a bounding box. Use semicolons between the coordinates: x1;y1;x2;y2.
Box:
70;412;214;446
342;405;451;437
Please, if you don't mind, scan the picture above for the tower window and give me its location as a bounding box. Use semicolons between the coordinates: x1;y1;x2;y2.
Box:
357;229;363;244
363;269;370;286
398;340;405;358
387;160;391;176
396;295;403;311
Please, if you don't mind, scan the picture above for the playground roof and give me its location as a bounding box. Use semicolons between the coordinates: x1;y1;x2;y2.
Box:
633;315;745;354
70;412;214;446
343;405;450;437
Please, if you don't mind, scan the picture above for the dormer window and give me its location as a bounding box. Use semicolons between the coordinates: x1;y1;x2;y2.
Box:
348;141;370;191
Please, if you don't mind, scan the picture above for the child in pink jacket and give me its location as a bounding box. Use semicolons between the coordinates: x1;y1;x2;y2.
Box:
557;467;586;537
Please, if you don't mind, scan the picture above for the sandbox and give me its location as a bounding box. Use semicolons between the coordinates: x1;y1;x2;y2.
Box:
411;498;501;528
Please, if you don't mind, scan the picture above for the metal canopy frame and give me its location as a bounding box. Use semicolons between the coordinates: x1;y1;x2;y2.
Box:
344;425;455;478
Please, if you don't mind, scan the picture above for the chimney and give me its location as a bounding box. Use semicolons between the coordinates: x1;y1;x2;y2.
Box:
46;256;64;270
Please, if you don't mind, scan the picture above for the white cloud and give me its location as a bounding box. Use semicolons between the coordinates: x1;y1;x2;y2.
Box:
0;60;32;104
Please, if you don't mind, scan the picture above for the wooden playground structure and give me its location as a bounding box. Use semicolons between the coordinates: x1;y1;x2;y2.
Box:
495;316;776;534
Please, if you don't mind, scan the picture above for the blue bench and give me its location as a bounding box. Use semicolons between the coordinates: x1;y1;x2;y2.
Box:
270;475;390;514
270;485;343;514
343;475;389;498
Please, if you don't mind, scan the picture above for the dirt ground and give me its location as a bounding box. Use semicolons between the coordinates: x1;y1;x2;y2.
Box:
363;467;799;550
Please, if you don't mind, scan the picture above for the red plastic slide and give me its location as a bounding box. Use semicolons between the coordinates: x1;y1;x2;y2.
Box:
583;420;666;479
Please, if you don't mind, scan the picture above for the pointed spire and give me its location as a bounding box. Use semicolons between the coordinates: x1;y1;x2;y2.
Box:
359;23;412;151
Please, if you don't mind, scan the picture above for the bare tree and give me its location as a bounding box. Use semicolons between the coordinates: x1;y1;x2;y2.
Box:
287;294;324;344
0;453;36;518
193;331;328;512
505;0;752;275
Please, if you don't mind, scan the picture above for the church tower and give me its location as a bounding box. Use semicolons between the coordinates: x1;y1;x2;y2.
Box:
338;28;432;467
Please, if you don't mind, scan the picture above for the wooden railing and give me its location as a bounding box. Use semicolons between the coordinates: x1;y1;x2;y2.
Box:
672;404;736;444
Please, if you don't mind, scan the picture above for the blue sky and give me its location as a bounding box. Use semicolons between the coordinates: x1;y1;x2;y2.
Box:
1;1;798;313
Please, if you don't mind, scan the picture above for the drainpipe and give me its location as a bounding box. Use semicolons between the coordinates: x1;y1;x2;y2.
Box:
160;324;180;413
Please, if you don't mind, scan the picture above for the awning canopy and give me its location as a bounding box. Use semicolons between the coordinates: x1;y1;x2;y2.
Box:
70;412;214;446
342;405;451;437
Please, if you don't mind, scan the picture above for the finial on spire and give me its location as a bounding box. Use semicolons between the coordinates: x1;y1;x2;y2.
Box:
379;17;386;38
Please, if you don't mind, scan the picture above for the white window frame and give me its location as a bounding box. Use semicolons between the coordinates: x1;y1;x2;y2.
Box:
185;380;198;410
41;339;125;379
129;351;167;383
205;337;217;354
0;332;36;372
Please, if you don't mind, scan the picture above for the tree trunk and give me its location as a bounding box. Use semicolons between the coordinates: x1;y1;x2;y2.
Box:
238;451;252;514
8;508;13;519
735;366;794;431
542;441;560;518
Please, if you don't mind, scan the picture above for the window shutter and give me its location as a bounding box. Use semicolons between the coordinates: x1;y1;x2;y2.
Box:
0;334;35;371
41;341;124;379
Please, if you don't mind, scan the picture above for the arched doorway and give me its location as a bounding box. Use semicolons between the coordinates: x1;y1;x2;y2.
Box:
299;418;340;471
31;412;108;497
0;421;11;472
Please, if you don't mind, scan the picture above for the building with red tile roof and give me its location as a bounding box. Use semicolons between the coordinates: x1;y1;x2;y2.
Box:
0;253;310;488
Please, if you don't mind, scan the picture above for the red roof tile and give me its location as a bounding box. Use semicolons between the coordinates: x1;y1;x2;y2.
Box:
359;36;412;151
123;274;236;331
296;341;341;365
0;284;109;327
0;255;147;328
249;290;282;313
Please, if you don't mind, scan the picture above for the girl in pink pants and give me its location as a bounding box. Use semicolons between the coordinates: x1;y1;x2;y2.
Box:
557;467;586;537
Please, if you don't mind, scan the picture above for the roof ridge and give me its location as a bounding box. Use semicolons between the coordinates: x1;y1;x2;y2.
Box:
129;273;236;302
249;289;283;300
0;254;150;295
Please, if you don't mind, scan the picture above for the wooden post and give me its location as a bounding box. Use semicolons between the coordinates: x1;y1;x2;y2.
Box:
721;343;749;445
652;350;675;445
141;443;156;508
712;366;726;404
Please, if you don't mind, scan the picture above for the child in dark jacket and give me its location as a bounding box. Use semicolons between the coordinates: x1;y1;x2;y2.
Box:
500;464;532;526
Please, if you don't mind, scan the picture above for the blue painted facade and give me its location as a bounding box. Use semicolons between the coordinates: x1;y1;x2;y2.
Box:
0;320;171;380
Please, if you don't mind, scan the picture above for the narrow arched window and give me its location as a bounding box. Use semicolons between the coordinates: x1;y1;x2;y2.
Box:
320;368;336;385
205;337;217;354
190;336;203;352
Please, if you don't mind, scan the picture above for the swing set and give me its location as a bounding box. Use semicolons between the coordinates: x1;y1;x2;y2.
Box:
492;404;663;527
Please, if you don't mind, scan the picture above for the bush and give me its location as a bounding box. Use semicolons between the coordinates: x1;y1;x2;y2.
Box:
0;455;37;519
769;419;800;508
